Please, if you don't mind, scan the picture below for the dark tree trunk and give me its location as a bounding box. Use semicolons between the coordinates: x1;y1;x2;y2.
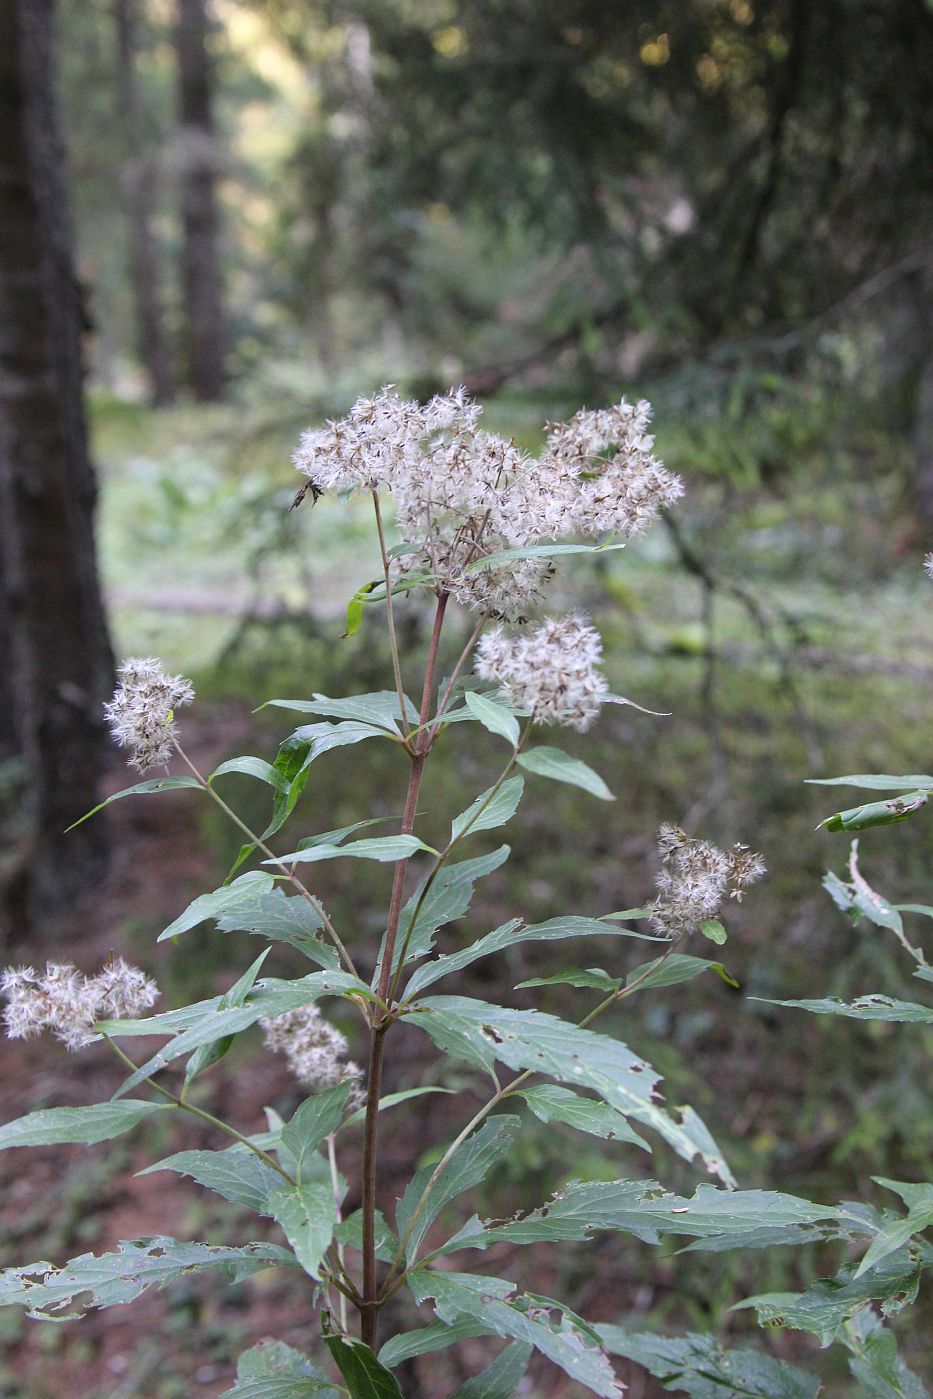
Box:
115;0;175;408
175;0;225;402
914;259;933;528
0;0;114;922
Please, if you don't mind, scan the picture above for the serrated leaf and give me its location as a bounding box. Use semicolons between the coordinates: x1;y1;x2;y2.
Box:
65;775;202;830
0;1238;293;1319
333;1209;398;1263
807;774;933;791
626;954;738;991
268;1182;336;1279
268;835;434;867
396;1115;522;1262
280;1084;353;1182
761;995;933;1023
410;1271;624;1398
216;888;337;967
159;872;278;943
451;776;524;841
378;1317;491;1368
324;1336;404;1398
597;1326;820;1398
517;747;613;801
463;691;520;746
377;846;510;978
140;1146;282;1213
842;1308;931;1399
223;1339;339;1397
519;1085;649;1148
405;914;649;1000
266;691;418;734
210;757;290;791
410;997;735;1184
0;1100;175;1151
449;1342;533;1398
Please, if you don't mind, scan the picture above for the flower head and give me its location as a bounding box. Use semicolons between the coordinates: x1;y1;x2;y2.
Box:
475;614;609;731
924;552;933;580
649;825;766;939
260;1004;363;1101
104;658;194;772
1;958;158;1050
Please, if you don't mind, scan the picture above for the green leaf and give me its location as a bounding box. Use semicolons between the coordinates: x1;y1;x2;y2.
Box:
266;691;418;734
842;1308;931;1399
223;1339;340;1397
268;1182;336;1279
760;995;933;1023
159;872;278;942
597;1326;820;1398
410;997;736;1185
517;747;614;801
451;776;524;841
324;1336;404;1398
396;1115;522;1262
410;1271;623;1398
210;757;290;791
463;691;520;746
377;846;511;978
465;540;627;571
0;1238;293;1319
342;580;378;639
518;1085;649;1149
343;1085;454;1127
65;776;202;830
216;888;337;968
517;967;623;992
824;843;906;937
268;835;435;867
279;1083;353;1182
818;791;928;832
405;914;650;1000
698;919;727;945
807;774;933;791
603;906;655;922
139;1146;282;1213
0;1100;175;1151
449;1343;533;1398
625;954;738;990
735;1250;924;1346
333;1209;398;1263
378;1318;492;1368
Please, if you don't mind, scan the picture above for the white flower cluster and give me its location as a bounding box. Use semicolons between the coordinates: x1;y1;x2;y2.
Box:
1;958;159;1051
924;552;933;580
104;658;195;772
260;1004;363;1102
649;825;766;940
293;386;683;620
475;615;609;731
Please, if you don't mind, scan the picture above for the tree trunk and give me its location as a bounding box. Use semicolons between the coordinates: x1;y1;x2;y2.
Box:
115;0;175;407
0;0;114;923
175;0;225;402
914;259;933;528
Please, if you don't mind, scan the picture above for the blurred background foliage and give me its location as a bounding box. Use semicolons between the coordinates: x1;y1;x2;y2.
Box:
2;0;933;1393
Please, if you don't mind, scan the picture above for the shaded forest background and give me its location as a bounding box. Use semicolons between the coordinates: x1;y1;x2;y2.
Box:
0;1;932;1395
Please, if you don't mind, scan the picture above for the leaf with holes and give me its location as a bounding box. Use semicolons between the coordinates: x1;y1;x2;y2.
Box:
268;1183;336;1279
597;1326;820;1398
222;1340;340;1398
139;1147;282;1214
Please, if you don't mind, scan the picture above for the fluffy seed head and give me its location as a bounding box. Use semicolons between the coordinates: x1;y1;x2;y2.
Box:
1;957;158;1050
104;658;194;772
649;824;766;939
924;552;933;579
475;614;609;731
260;1003;363;1098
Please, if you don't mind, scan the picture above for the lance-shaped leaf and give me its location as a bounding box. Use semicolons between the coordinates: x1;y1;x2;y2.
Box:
66;775;202;830
343;1086;454;1128
818;791;928;833
210;757;290;791
463;691;520;747
0;1238;294;1320
376;846;511;978
465;540;627;570
517;746;614;801
624;954;738;991
842;1307;931;1399
324;1336;404;1398
854;1179;933;1278
334;1209;398;1263
410;1271;624;1398
518;1085;649;1149
139;1146;282;1214
449;1342;533;1398
409;997;736;1185
760;995;933;1024
405;915;652;1000
807;774;933;791
395;1114;522;1262
378;1317;491;1369
0;1100;175;1151
279;1083;353;1183
597;1326;820;1399
266;690;418;734
451;776;524;841
735;1249;927;1347
267;835;435;867
217;888;338;968
268;1182;336;1279
159;872;280;941
222;1340;340;1398
517;968;622;992
432;1179;843;1257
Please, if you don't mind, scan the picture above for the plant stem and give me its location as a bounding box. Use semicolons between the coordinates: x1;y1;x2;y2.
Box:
371;489;412;747
359;590;448;1347
327;1132;349;1331
173;742;358;978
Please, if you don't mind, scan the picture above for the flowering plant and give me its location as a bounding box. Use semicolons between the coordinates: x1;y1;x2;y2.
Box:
0;387;925;1396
